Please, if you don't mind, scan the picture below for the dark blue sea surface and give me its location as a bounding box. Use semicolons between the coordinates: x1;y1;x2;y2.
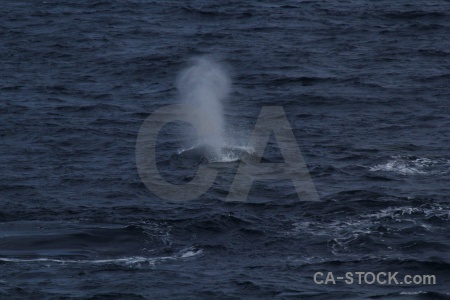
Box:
1;0;449;299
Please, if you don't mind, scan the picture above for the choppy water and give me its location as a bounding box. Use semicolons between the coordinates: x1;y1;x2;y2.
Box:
1;0;449;299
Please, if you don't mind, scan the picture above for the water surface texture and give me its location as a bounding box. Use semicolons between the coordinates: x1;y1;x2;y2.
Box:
1;0;449;299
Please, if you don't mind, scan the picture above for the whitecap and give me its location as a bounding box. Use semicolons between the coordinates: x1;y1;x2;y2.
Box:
369;156;450;175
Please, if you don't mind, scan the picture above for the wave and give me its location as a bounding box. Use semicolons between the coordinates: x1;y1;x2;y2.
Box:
369;156;450;175
0;247;202;267
285;201;449;256
382;10;447;20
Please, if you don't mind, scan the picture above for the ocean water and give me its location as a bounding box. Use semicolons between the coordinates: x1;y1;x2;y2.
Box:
1;0;449;299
